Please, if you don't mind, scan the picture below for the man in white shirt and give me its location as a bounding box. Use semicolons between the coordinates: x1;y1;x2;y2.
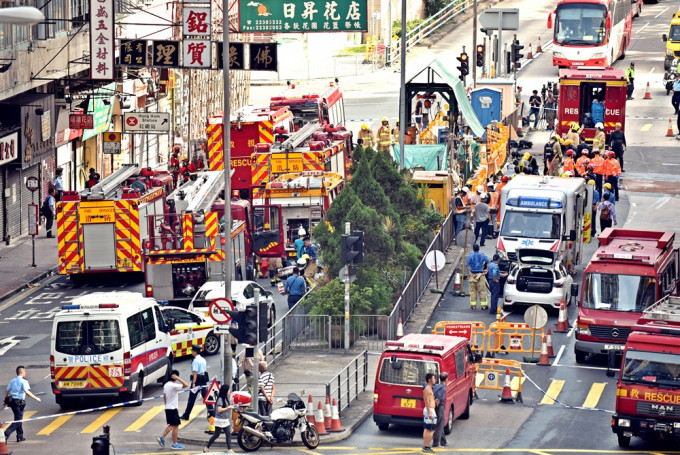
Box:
158;370;188;450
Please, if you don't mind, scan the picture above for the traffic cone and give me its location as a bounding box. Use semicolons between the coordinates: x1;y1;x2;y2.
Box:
537;36;542;53
396;317;404;339
527;43;533;59
314;402;327;435
517;118;523;137
666;119;675;137
324;396;332;430
538;335;551;366
500;368;514;402
555;299;569;333
546;328;555;358
329;399;344;432
0;421;9;455
206;415;215;434
306;395;316;426
644;82;652;100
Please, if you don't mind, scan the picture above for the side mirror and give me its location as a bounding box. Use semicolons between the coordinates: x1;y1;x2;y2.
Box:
569;229;577;241
571;283;579;302
663;34;668;42
606;350;617;378
166;318;176;332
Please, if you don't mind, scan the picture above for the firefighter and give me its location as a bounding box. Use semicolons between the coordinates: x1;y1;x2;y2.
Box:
357;123;375;149
377;117;391;152
593;123;606;151
590;148;605;195
187;158;197;173
391;121;400;142
563;149;575;174
566;122;581;145
547;140;563;177
268;256;283;287
575;150;590;177
543;137;556;175
518;152;534;175
603;150;621;201
625;61;635;100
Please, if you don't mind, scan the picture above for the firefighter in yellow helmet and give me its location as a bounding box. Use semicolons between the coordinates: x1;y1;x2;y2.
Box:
377;117;391;152
566;122;581;145
357;123;375;149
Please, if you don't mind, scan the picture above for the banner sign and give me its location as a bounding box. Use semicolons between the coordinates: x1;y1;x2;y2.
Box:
153;40;180;67
120;40;147;67
183;7;211;36
90;0;115;80
183;39;211;68
238;0;368;33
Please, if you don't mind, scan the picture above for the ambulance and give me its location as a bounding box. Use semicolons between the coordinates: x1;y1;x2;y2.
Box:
50;292;174;409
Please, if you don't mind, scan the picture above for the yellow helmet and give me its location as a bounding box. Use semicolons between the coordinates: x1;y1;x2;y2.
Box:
571;122;579;132
301;254;311;260
561;172;570;177
564;139;572;146
604;182;612;189
523;152;531;160
381;117;388;122
587;180;595;186
362;123;369;130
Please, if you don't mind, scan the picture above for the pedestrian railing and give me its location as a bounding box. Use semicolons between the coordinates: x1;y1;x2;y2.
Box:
325;350;369;415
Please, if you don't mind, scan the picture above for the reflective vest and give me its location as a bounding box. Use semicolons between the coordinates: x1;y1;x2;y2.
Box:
454;196;468;214
593;130;606;150
563;157;575;173
358;129;374;148
391;127;400;142
591;155;605;175
377;125;391;147
626;67;635;82
575;156;589;176
603;157;621;177
488;192;500;210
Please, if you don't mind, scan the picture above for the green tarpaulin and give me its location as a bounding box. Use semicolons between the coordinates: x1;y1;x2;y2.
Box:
391;144;447;170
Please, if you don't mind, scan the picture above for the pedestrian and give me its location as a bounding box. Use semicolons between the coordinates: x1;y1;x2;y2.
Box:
453;188;469;238
53;168;64;202
525;90;542;129
544;90;556;130
157;370;188;450
588;180;600;238
302;237;318;280
486;182;499;239
203;385;235;454
180;345;213;420
242;347;264;397
603;182;616;205
608;123;626;172
377;117;391;152
258;361;275;416
465;244;490;311
3;365;41;443
43;187;56;238
357;123;375;149
488;254;508;315
283;267;306;310
598;192;617;231
421;372;437;454
672;73;680;114
625;61;635;100
473;193;491;247
294;227;306;259
514;86;523;112
432;372;448;448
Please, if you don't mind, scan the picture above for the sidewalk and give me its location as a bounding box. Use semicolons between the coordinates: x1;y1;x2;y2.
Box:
0;233;58;303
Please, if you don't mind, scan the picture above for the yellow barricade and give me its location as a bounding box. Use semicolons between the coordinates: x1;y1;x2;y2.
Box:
431;321;487;352
485;322;544;357
475;358;524;402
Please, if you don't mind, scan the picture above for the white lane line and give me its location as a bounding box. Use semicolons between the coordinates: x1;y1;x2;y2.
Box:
655;7;669;19
637;22;650;33
567;321;576;338
553;344;566;366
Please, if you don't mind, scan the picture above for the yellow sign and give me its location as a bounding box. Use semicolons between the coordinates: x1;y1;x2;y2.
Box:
80;206;115;224
139;187;164;204
103;132;121;142
272;153;303;173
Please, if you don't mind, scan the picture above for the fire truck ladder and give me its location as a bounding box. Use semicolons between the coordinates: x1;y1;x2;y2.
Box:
181;169;226;214
275;121;320;152
83;163;141;200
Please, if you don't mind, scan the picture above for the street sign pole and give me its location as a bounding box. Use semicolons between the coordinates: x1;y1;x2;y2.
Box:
344;222;350;355
251;288;260;412
398;0;406;170
472;0;477;88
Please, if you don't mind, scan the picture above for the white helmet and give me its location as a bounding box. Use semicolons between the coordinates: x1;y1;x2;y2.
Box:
297;226;306;236
476;185;484;193
297;258;307;266
595;122;604;130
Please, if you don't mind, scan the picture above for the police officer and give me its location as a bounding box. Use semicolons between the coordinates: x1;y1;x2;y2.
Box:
672;73;680;114
465;244;490;311
4;365;41;442
625;62;635;100
180;346;213;420
487;254;507;315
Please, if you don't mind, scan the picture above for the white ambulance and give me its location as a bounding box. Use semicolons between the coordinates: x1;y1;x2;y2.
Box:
50;292;174;409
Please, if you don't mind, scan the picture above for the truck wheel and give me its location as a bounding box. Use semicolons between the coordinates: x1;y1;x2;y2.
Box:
575;349;587;364
377;424;389;431
129;377;143;406
617;434;631;448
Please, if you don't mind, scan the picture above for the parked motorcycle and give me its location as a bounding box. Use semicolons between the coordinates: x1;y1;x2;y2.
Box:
663;59;679;95
236;393;320;452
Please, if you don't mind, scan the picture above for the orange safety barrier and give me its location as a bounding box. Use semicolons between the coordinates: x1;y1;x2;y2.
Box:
432;321;487;352
485;321;543;357
475;358;524;403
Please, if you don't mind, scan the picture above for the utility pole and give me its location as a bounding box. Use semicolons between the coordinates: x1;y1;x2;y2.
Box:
250;289;260;411
344;221;350;355
472;0;477;88
398;0;406;170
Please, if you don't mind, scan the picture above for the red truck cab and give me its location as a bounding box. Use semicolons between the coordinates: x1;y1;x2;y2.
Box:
575;229;678;363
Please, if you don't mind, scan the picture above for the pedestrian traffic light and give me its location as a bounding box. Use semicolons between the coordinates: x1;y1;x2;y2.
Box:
476;45;485;67
228;305;258;345
457;52;469;77
341;231;364;265
511;39;524;68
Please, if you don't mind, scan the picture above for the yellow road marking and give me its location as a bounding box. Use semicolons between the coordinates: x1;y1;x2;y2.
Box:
539;379;565;405
23;410;37;420
582;382;607;409
124;405;164;432
81;408;122;434
37;414;73;435
640;123;652;131
178;405;204;429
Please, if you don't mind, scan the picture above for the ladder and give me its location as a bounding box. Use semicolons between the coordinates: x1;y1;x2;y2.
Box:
83;163;140;200
274;121;320;151
173;170;225;213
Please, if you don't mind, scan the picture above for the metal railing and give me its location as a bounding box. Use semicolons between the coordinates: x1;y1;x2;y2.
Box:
325;350;369;415
279;314;391;352
388;0;474;65
387;211;456;340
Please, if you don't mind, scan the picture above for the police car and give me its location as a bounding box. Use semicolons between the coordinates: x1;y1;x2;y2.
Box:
160;306;220;357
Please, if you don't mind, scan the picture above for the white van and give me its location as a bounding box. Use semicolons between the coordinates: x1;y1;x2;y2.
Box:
50;292;174;409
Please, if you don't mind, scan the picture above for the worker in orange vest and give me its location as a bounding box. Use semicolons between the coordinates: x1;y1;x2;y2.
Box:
453;188;470;238
494;176;509;227
575;150;590;177
590;148;606;194
603;150;621;201
487;182;500;239
562;149;575;174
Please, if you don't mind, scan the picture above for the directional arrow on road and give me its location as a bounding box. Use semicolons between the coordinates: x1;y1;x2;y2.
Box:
0;336;22;356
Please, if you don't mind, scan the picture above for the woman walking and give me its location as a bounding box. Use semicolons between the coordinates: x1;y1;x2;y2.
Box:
204;386;235;454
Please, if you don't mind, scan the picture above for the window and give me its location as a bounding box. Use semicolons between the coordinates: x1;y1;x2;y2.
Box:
500;212;561;240
378;358;439;386
35;0;67;39
622;350;680;387
583;273;657;311
70;0;88;28
453;349;465;379
127;314;145;349
243;284;254;300
141;308;156;341
56;320;122;355
163;308;200;325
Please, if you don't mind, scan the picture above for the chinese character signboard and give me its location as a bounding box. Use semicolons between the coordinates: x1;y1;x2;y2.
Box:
70;114;94;130
120;40;147;67
90;0;114;80
250;43;277;71
0;131;18;166
183;39;211;68
238;0;367;33
183;7;211;36
153;41;180;67
217;42;245;70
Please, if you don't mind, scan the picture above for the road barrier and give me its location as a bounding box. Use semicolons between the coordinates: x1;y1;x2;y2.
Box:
486;321;543;357
476;358;524;403
325;350;369;416
431;320;487;352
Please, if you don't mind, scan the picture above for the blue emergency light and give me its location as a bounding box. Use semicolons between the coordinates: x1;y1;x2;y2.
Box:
61;304;120;310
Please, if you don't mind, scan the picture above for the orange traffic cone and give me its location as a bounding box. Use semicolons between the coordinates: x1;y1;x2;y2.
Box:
527;43;533;59
517;118;523;137
500;368;514;402
329;398;344;432
314;402;327;435
538;335;551;366
397;317;404;339
0;421;9;455
323;396;332;430
555;300;569;333
644;82;652;100
546;328;555;358
306;395;316;426
666;119;675;137
536;36;542;53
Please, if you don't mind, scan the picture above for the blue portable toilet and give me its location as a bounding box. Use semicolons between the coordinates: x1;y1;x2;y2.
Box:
470;87;502;139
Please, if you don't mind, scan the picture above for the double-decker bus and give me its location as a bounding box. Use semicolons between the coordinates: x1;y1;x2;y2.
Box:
548;0;632;68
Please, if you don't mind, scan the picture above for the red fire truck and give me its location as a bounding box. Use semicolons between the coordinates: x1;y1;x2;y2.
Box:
270;82;346;128
558;68;627;142
612;296;680;448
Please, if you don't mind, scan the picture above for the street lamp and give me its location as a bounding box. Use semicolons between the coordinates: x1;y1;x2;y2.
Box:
0;7;45;25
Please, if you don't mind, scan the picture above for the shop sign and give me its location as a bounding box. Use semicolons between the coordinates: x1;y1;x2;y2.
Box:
238;0;367;33
81;82;116;142
217;42;245;70
183;39;211;68
153;41;180;67
120;40;147;67
0;131;18;166
89;0;115;80
183;7;211;36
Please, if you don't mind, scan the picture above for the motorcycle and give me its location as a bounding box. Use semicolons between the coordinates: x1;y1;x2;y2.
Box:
236;393;320;452
663;59;679;95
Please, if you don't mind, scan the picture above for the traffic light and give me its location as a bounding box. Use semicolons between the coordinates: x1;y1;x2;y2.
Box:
258;300;268;343
511;39;524;68
341;231;364;265
456;52;469;78
476;45;485;67
228;305;258;345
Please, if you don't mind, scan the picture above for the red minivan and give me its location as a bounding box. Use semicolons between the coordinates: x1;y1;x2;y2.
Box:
373;333;481;432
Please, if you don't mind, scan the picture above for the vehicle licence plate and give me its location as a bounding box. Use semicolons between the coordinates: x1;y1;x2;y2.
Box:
401;398;416;408
59;380;85;388
604;344;624;350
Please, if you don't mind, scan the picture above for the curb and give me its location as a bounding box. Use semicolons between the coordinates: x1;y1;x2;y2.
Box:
0;266;58;305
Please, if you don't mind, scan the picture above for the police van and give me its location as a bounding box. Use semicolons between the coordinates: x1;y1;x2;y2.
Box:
50;292;175;409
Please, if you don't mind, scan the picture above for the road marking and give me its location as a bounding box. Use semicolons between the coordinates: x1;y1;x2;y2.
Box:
23;410;37;420
178;405;204;429
124;405;164;432
582;382;607;409
539;379;565;405
0;274;59;313
640;123;652;131
81;408;122;434
552;344;566;366
0;336;21;356
655;6;669;19
37;414;73;435
567;321;575;337
638;22;649;33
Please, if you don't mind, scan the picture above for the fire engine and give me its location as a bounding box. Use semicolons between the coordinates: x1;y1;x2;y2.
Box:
206;105;295;200
251;121;353;198
270;81;346;128
557;68;627;142
257;171;344;259
56;163;173;278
